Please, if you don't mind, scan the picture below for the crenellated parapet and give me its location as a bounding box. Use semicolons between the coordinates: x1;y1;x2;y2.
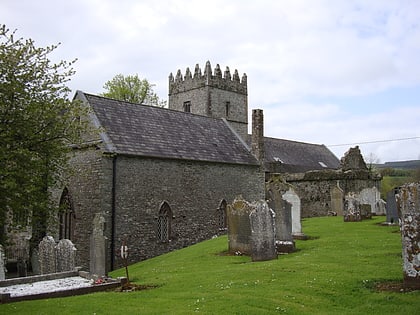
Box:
169;61;247;95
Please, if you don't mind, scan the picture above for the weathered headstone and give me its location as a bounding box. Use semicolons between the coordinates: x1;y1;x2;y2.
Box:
386;188;399;224
249;201;277;262
361;204;372;219
360;187;381;215
266;186;295;253
376;199;387;217
17;257;27;277
330;184;344;216
31;248;40;275
38;236;57;274
56;239;76;272
398;183;420;290
90;213;107;276
282;188;306;239
227;196;253;255
0;245;5;280
344;193;361;222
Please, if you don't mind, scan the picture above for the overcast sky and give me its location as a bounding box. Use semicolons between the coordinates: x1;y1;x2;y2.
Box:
3;0;420;163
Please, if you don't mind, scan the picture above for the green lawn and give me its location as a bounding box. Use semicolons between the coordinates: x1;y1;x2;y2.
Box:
1;216;419;314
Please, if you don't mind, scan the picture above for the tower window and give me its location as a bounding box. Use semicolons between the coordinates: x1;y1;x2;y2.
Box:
225;102;230;117
183;101;191;113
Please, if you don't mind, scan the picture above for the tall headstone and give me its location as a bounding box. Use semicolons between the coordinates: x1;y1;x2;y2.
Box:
398;183;420;290
266;185;295;253
386;188;399;224
344;192;361;222
330;184;344;216
282;188;305;239
56;239;76;272
249;201;277;262
38;236;57;274
90;213;107;276
227;196;253;255
0;245;5;280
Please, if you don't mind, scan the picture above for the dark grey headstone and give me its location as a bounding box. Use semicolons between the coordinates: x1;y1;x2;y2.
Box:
227;197;252;255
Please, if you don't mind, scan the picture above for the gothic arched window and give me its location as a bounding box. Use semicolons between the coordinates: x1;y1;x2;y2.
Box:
157;201;172;243
59;188;75;240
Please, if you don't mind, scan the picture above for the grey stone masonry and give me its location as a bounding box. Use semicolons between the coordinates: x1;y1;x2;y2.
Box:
249;201;277;262
398;183;420;289
168;61;248;139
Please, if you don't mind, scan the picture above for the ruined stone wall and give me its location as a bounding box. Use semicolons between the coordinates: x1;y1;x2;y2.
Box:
112;156;264;268
281;170;381;218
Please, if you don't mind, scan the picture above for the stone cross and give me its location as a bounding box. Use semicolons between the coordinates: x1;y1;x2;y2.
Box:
398;183;420;290
249;201;277;261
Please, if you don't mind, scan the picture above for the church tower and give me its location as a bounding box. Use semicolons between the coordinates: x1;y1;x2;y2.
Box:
168;61;248;138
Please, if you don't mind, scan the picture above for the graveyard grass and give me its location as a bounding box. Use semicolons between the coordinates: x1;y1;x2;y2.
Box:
2;216;420;314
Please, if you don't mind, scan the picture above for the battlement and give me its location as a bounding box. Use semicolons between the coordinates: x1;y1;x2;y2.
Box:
169;61;247;95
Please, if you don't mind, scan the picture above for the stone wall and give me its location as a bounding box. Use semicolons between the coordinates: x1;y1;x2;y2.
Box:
52;146;113;272
112;155;264;268
61;147;264;272
280;169;381;218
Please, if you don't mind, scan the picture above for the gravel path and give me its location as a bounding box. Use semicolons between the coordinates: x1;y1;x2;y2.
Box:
0;276;92;297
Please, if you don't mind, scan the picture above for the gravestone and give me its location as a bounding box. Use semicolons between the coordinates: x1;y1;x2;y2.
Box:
386;188;399;224
330;184;344;216
266;186;295;253
90;213;107;276
0;245;5;280
398;183;420;290
249;201;277;262
360;187;381;215
38;236;57;274
227;196;253;255
361;204;372;219
17;257;27;277
344;193;361;222
31;248;40;275
376;199;387;217
56;239;76;272
282;188;306;239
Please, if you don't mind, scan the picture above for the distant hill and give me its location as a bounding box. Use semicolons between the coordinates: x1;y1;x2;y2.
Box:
375;160;420;170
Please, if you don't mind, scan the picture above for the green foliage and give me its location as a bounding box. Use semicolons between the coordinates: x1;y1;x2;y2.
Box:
0;25;86;245
101;74;166;107
1;217;419;314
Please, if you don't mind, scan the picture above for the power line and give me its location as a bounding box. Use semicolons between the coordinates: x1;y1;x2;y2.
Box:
327;136;420;147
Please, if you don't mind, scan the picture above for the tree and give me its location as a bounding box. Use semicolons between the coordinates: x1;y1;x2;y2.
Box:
101;74;166;107
0;25;86;247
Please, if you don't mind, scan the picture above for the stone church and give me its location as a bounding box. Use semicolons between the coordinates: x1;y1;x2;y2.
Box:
50;61;379;273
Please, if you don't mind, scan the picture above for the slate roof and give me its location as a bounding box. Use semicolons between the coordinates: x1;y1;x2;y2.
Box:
77;91;259;166
262;136;341;173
